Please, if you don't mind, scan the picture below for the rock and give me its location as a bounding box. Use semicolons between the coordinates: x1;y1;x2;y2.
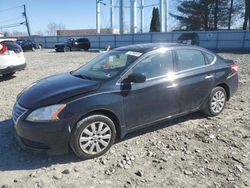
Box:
34;181;43;188
105;169;114;175
30;171;38;178
160;157;167;162
135;170;143;177
124;164;130;169
227;176;234;181
73;167;79;172
117;162;124;168
100;158;107;164
184;170;193;175
147;152;153;157
235;165;243;173
53;174;63;180
1;185;9;188
127;160;132;165
209;134;215;139
13;179;18;183
62;169;70;174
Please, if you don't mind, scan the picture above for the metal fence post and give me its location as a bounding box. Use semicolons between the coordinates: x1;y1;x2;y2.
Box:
114;35;117;48
242;31;246;50
216;32;219;50
45;37;47;48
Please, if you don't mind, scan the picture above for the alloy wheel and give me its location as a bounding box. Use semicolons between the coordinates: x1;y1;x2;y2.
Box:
79;121;112;155
211;90;226;113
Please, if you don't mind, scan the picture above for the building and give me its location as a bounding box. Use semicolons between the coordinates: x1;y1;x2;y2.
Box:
57;28;120;36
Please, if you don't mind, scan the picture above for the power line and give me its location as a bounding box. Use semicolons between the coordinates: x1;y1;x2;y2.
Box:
0;17;23;24
0;22;25;29
0;5;23;13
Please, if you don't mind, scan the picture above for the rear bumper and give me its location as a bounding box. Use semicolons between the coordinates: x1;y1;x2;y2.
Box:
227;72;238;98
0;63;26;74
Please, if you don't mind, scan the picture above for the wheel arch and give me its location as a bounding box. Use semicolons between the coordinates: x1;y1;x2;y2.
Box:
216;83;230;100
75;109;122;140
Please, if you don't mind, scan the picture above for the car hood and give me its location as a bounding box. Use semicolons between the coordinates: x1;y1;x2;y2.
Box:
18;73;101;109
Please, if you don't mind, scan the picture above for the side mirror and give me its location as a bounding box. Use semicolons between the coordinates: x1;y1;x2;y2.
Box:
127;73;146;83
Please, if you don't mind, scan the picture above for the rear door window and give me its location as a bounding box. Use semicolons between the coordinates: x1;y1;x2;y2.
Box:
176;49;206;71
4;41;22;53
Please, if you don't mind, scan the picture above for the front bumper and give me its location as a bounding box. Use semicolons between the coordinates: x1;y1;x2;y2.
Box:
0;63;26;74
14;117;71;155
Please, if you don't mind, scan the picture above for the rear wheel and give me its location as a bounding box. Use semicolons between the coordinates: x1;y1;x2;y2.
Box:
202;86;227;116
70;114;116;159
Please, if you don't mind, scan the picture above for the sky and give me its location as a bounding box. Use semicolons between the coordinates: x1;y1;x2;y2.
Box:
0;0;175;35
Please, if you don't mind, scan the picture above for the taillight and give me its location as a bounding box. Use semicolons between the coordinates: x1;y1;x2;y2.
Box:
0;42;9;55
231;64;238;72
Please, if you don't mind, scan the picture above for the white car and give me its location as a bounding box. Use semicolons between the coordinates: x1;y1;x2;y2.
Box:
0;38;26;77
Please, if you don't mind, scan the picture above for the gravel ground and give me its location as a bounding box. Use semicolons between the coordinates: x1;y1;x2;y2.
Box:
0;49;249;188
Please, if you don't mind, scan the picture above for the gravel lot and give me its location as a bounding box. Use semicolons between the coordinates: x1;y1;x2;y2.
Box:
0;49;249;188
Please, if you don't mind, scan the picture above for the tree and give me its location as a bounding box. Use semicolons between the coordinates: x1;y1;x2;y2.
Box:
150;7;160;32
171;0;241;31
46;22;66;36
243;0;250;29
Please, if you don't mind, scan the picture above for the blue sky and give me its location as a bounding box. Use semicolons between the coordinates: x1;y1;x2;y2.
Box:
0;0;176;35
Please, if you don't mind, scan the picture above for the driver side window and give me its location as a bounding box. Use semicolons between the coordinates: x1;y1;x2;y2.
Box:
132;50;174;80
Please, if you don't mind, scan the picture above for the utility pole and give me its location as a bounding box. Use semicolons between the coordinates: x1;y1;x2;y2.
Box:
110;0;114;33
164;0;168;32
159;0;165;32
140;0;144;33
22;4;31;37
130;0;137;33
96;0;101;34
119;0;125;34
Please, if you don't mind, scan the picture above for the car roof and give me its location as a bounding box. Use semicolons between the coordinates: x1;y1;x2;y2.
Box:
115;43;214;54
0;38;17;42
115;43;193;53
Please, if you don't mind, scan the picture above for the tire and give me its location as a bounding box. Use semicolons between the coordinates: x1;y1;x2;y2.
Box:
70;114;116;159
84;48;89;51
63;47;70;52
3;72;15;77
201;86;227;116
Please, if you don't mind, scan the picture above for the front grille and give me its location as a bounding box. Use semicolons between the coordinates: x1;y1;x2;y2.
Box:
12;103;28;124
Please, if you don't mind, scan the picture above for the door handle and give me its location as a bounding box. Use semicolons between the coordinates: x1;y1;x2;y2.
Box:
205;74;214;79
166;83;178;88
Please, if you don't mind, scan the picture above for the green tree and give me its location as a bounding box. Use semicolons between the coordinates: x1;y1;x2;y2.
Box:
243;0;250;29
171;0;241;31
150;7;160;32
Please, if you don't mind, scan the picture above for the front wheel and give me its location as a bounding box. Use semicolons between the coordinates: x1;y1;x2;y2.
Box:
70;114;116;159
201;86;227;116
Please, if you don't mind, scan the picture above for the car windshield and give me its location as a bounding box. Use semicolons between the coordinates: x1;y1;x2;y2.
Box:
72;50;142;80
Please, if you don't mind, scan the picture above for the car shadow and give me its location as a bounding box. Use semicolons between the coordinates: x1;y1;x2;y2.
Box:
121;111;207;141
0;75;16;82
0;112;207;171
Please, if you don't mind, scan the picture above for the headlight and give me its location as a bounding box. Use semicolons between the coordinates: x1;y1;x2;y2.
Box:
26;104;66;122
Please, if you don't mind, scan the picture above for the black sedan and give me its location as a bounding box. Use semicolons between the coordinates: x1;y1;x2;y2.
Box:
13;43;238;159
